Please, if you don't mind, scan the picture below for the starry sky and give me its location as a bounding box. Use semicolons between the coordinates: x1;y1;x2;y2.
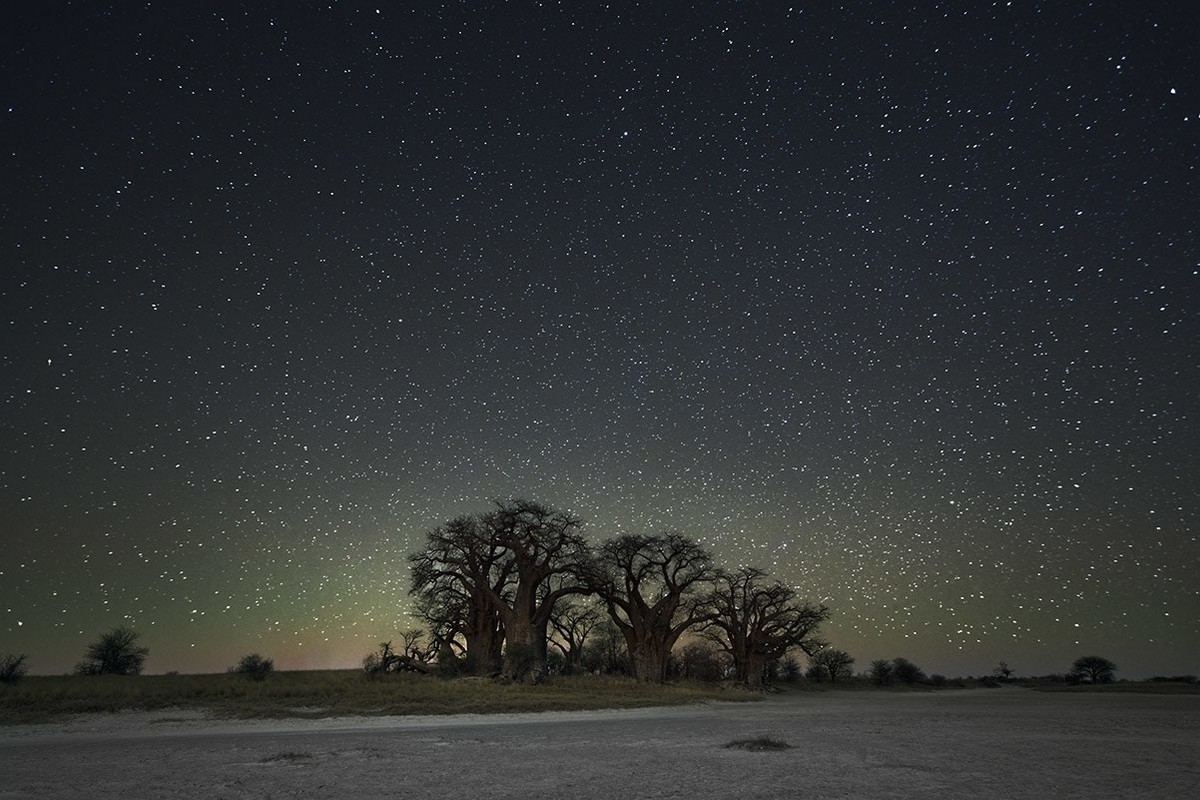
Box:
2;2;1196;679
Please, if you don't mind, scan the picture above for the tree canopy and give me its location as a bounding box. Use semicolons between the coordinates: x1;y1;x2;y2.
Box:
1071;655;1117;684
594;532;717;682
698;567;829;687
407;501;831;686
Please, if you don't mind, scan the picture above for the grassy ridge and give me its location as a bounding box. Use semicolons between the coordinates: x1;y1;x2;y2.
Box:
0;671;751;725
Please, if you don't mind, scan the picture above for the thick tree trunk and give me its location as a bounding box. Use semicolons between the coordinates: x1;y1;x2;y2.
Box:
502;616;546;683
628;636;672;683
461;599;504;676
463;618;502;676
740;653;768;687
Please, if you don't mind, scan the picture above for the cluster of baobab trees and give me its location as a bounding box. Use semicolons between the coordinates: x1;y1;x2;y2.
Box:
408;499;831;686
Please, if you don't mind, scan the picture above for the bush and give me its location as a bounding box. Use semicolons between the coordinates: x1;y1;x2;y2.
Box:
503;643;540;683
891;657;926;685
544;649;567;677
671;642;725;682
929;674;947;687
231;653;274;681
76;627;149;676
1;654;28;685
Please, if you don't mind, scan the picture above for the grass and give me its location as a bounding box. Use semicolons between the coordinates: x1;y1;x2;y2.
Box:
0;670;754;725
1026;681;1200;695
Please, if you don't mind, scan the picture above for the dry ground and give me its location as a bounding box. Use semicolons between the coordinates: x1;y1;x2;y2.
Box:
1;685;1196;799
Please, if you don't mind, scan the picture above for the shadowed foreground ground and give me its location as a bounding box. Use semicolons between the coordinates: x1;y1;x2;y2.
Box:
1;686;1196;799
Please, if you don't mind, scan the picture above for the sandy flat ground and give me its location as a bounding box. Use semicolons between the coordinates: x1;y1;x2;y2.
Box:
1;686;1197;799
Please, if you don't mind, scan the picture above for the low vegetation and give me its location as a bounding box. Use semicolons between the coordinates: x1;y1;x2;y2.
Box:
725;736;792;751
1024;680;1200;694
1;654;28;685
230;653;275;681
0;670;753;725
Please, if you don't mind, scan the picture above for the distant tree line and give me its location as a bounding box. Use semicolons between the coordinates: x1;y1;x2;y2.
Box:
407;498;831;685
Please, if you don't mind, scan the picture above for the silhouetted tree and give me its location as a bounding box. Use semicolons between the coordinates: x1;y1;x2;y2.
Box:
993;661;1014;681
362;641;392;676
1;654;28;685
397;628;438;663
478;500;595;681
362;638;435;676
409;513;512;676
548;596;602;674
891;657;926;684
231;653;274;681
779;654;803;682
810;648;855;683
593;532;717;683
76;627;149;675
698;567;829;687
1071;655;1117;684
869;658;894;685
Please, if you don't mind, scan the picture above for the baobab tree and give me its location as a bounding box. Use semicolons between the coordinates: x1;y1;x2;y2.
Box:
699;567;829;687
409;513;512;675
593;532;717;682
475;499;595;681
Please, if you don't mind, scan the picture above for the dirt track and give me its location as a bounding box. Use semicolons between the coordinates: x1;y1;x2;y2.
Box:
2;687;1196;799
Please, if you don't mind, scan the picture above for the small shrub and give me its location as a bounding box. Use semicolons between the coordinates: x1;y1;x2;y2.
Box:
231;653;274;681
419;645;474;679
503;643;540;683
1;654;28;685
545;649;567;677
929;674;947;687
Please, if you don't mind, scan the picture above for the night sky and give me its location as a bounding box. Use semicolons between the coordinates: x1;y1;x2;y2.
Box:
3;3;1196;679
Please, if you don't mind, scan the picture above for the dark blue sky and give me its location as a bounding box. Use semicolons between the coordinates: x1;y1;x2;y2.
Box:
2;2;1196;677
